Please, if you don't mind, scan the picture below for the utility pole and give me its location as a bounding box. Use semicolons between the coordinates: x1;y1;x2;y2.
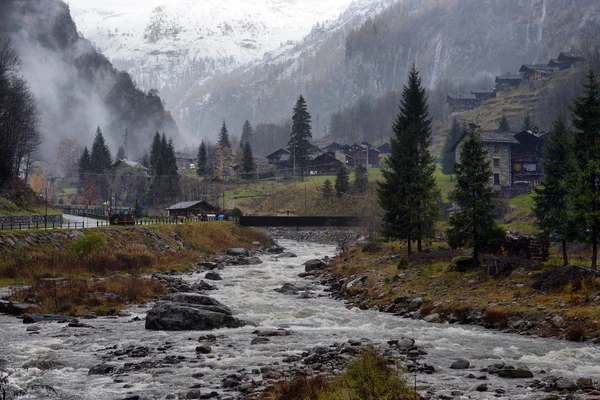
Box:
45;184;48;229
304;183;307;214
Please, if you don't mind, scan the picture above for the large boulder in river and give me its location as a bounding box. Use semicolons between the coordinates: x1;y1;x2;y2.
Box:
304;259;326;272
145;302;244;331
226;248;250;257
160;293;232;315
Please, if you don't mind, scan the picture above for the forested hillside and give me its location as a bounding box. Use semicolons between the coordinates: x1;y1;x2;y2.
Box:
0;0;179;162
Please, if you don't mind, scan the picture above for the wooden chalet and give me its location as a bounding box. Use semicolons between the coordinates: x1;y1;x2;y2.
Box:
166;200;218;218
495;73;523;92
265;148;291;166
377;142;391;156
345;143;380;167
324;142;344;152
471;88;496;101
519;64;554;82
308;152;343;175
446;93;479;113
511;131;544;186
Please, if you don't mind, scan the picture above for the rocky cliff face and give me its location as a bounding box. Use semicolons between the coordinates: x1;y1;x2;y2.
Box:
1;0;180;160
174;0;600;145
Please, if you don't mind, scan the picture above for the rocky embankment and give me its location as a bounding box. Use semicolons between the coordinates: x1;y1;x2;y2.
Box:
267;228;361;247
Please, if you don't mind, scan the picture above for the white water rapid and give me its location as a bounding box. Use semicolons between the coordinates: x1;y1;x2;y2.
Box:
1;239;600;399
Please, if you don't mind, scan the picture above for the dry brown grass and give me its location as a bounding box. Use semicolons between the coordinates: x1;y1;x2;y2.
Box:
482;308;509;328
565;325;586;342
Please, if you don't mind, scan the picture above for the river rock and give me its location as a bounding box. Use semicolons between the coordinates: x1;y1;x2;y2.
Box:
277;252;297;258
408;297;423;311
274;283;299;295
555;377;577;390
497;368;534;378
204;272;222;281
450;359;470;369
551;315;565;328
247;256;263;265
0;300;39;316
160;293;231;314
22;314;70;324
396;337;415;349
197;262;218;270
145;302;244;331
304;259;326;272
196;344;212;354
226;248;250;257
346;276;367;290
251;337;270;345
88;363;116;375
423;313;440;322
475;383;488;391
576;377;593;389
265;245;284;254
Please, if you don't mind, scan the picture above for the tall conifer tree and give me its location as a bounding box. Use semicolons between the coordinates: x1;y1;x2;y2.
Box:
197;141;207;176
288;95;312;179
446;124;502;265
242;142;255;177
90;127;112;173
218;121;231;148
241;120;253;147
571;70;600;269
532;115;576;266
377;65;439;253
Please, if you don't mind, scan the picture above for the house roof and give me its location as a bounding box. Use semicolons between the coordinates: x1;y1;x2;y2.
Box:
495;73;522;81
447;93;477;100
558;52;583;62
519;64;554;74
479;131;520;144
265;148;291;159
166;200;216;211
309;152;343;166
377;142;391;153
113;159;149;171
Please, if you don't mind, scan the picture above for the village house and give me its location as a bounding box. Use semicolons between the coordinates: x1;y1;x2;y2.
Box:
174;152;196;170
446;93;479;113
471;88;496;101
494;73;523;92
548;52;584;70
344;143;380;168
519;64;554;82
307;152;343;175
166;200;218;218
453;130;545;189
265;148;291;167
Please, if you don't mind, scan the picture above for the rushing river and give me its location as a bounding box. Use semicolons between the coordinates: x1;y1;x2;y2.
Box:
1;239;600;399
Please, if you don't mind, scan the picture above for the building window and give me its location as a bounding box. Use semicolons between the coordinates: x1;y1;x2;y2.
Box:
493;158;500;167
493;173;500;185
494;146;499;153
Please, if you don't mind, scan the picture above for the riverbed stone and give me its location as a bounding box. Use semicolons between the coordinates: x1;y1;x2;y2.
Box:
346;276;367;290
551;315;565;328
304;259;326;272
576;377;593;388
423;313;440;323
145;302;244;331
408;297;423;311
555;377;576;390
450;359;470;369
396;337;415;349
196;344;212;354
251;337;270;345
274;283;299;295
204;272;222;281
88;363;117;375
247;256;263;265
226;248;250;257
496;368;534;378
160;293;231;314
277;252;297;258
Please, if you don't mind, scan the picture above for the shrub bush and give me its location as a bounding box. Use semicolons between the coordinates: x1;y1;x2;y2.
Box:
70;232;106;258
482;308;509;328
565;325;585;342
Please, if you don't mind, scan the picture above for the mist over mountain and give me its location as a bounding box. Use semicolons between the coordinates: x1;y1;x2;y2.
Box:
164;0;600;148
0;0;179;165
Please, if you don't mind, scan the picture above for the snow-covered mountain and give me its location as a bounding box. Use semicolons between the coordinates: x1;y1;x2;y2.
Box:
69;0;357;90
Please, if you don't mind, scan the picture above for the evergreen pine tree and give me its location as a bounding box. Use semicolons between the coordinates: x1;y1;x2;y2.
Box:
288;95;312;179
90;127;112;173
446;124;503;265
78;146;91;184
532;115;576;266
354;164;368;193
241;120;253;147
377;65;439;254
242;142;255;177
150;132;163;175
322;179;333;198
441;117;464;177
498;114;511;132
570;70;600;269
166;138;180;198
522;110;533;131
218;121;231;148
197;141;207;176
335;165;349;197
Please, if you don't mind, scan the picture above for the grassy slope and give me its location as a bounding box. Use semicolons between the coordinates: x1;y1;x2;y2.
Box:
0;222;272;315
